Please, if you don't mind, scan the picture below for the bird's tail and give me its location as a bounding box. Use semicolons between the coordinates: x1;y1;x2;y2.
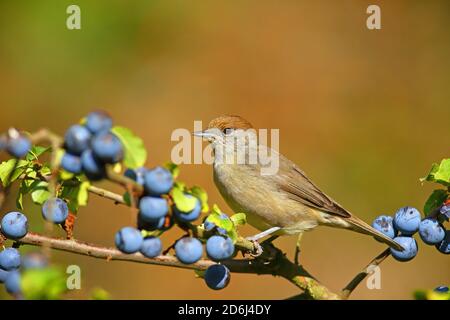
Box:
347;216;405;251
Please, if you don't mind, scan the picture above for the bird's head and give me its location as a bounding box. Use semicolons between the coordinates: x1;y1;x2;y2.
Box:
193;115;254;145
194;115;279;174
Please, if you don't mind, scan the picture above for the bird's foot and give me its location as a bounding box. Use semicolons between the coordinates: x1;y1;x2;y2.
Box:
246;239;264;257
245;227;281;257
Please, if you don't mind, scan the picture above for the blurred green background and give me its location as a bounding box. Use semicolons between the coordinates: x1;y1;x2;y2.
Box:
0;0;449;299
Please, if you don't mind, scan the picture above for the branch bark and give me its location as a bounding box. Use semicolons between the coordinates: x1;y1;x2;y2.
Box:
341;248;391;299
16;232;341;300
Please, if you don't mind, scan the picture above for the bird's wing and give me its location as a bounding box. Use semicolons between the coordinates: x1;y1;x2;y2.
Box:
276;156;351;218
273;153;406;251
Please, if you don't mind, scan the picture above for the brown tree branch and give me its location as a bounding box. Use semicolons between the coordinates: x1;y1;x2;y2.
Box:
341;248;391;299
16;232;340;300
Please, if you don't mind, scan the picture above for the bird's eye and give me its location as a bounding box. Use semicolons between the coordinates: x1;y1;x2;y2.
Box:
223;128;234;135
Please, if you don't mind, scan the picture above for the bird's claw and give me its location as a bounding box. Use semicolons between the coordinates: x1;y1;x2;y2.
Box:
247;239;263;257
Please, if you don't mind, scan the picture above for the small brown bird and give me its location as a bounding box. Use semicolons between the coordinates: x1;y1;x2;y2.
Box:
194;115;404;251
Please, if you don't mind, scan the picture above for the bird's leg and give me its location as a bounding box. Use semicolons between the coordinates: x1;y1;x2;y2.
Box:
294;233;303;265
245;227;281;257
246;227;281;241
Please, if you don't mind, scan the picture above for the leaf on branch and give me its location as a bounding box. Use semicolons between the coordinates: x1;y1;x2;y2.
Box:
16;176;38;209
414;289;450;300
79;117;87;125
59;180;89;213
172;185;198;213
123;192;132;206
208;206;233;230
16;181;27;210
77;181;90;206
21;267;67;300
0;159;30;187
26;146;51;161
39;164;52;177
421;159;450;186
424;189;449;215
205;205;245;243
90;287;111;300
111;126;147;169
188;186;209;213
30;181;51;205
164;162;180;179
59;170;75;181
230;213;247;227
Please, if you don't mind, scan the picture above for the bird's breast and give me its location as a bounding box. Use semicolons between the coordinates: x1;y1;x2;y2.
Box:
213;163;319;234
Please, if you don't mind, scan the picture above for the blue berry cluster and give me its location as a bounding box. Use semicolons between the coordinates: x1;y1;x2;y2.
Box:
114;167;235;290
61;111;123;180
0;129;32;158
372;204;449;262
0;247;48;297
114;166;174;259
173;235;233;290
0;210;52;298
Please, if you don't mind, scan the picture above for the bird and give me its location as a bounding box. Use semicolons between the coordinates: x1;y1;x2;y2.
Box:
194;115;404;252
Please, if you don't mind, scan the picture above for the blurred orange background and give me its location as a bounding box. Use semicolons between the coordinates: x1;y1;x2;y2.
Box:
0;0;449;299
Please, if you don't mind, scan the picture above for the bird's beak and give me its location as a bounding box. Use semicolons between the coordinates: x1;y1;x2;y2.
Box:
192;130;215;140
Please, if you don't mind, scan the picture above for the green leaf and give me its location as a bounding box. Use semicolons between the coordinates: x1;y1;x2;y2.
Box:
205;205;239;241
427;291;450;300
227;228;239;243
26;146;50;161
16;181;26;210
16;179;38;210
422;159;450;186
39;165;52;177
206;209;234;232
59;184;77;212
172;186;197;212
230;213;247;227
90;287;111;300
211;204;222;215
0;159;29;187
123;192;132;206
21;267;67;300
174;181;186;191
424;189;448;215
58;178;89;213
413;290;427;300
111;126;147;169
77;181;90;206
194;269;205;278
59;170;75;181
30;181;51;205
189;186;209;213
141;229;162;238
164;162;180;179
421;164;438;183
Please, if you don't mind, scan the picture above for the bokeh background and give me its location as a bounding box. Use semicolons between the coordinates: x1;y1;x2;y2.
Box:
0;0;449;299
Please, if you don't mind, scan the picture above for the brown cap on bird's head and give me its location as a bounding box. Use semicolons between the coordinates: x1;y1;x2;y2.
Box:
207;115;253;132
